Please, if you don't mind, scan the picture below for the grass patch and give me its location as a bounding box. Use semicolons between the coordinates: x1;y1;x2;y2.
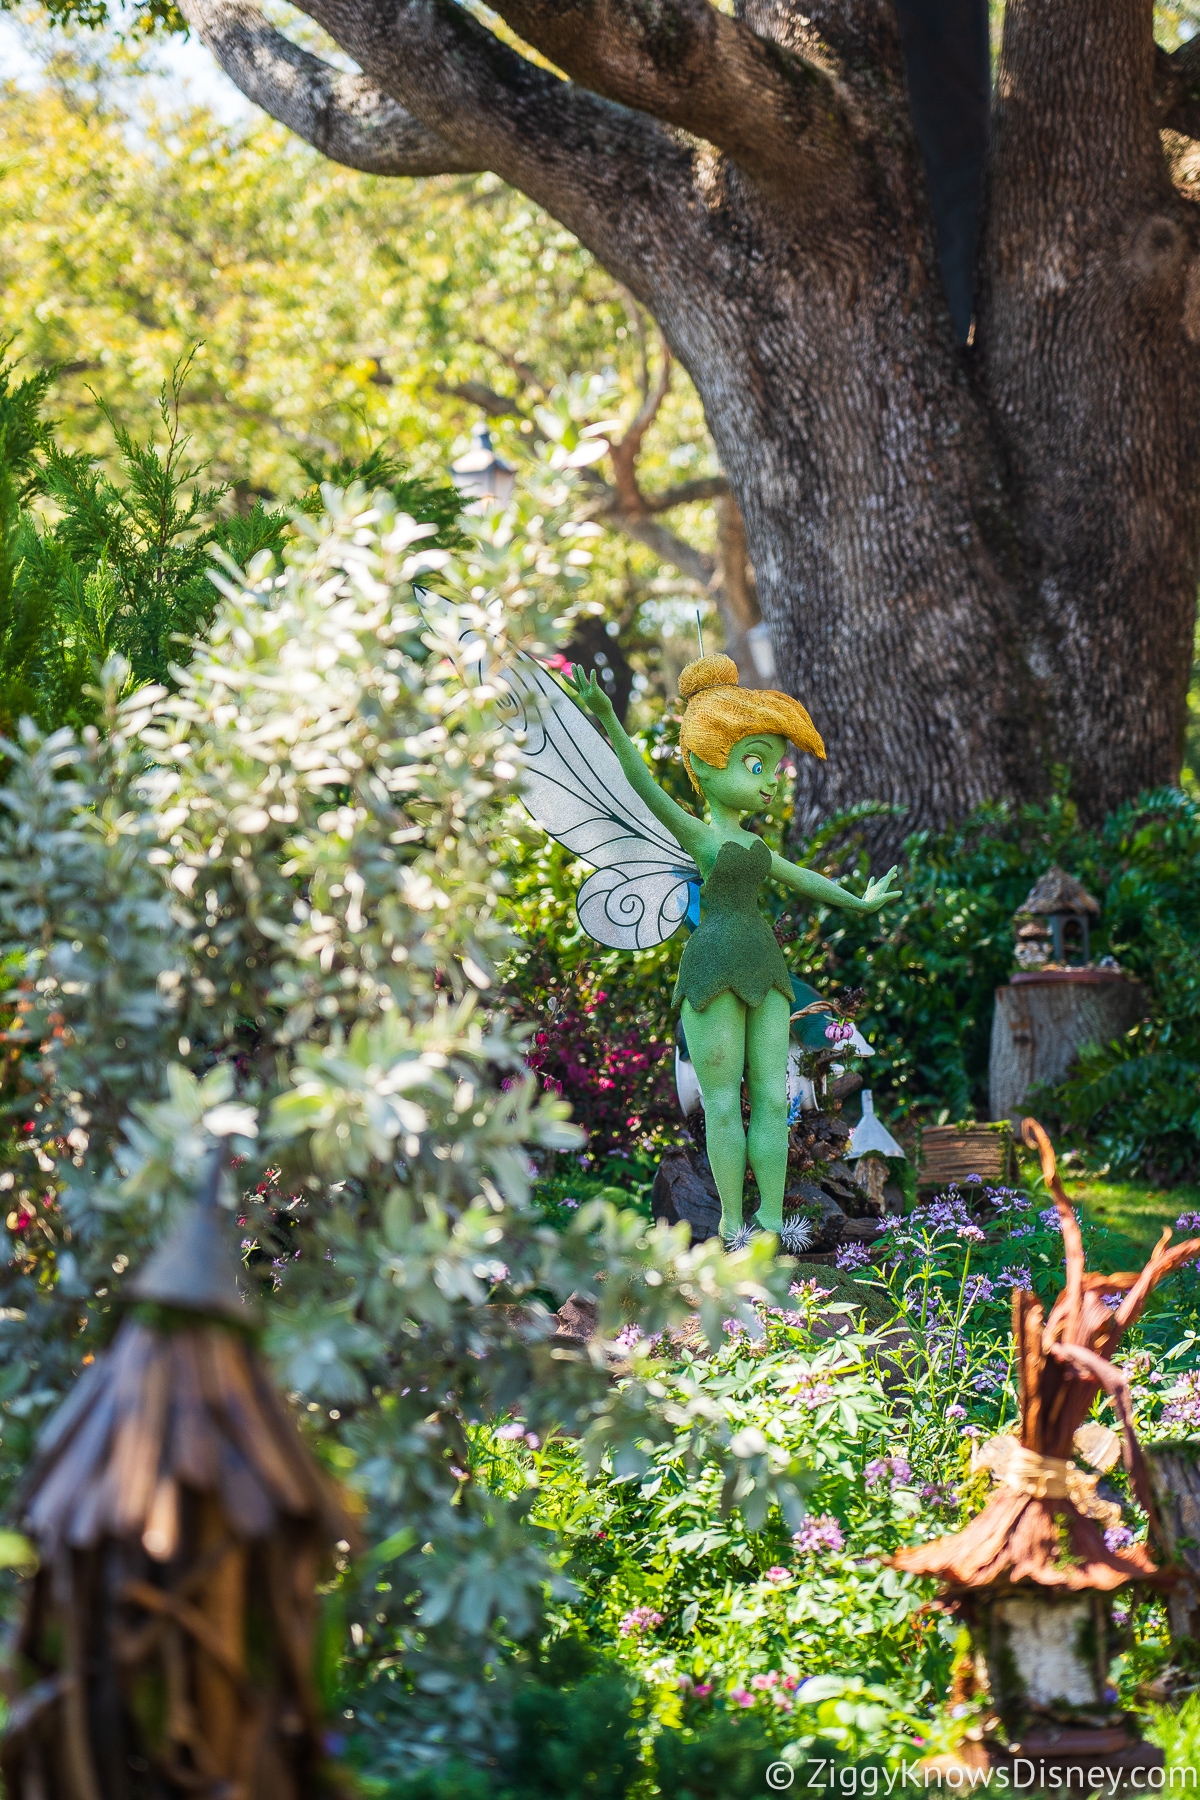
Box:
1065;1174;1200;1259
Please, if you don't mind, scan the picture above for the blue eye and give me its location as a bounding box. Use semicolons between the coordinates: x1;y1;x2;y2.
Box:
747;758;763;776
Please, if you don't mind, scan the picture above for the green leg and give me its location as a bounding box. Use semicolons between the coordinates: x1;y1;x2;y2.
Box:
680;993;748;1239
744;989;792;1234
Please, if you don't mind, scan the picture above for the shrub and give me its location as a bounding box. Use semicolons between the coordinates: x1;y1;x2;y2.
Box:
0;486;803;1779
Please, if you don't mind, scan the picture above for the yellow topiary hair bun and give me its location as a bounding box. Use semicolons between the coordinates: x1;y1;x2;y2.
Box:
679;654;739;698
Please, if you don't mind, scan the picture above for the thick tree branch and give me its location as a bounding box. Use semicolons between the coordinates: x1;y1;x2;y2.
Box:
1156;39;1200;141
736;0;901;82
486;0;849;187
285;0;705;299
176;0;480;175
634;477;729;514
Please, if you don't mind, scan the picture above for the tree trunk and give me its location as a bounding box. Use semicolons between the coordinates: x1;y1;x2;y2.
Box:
180;0;1200;856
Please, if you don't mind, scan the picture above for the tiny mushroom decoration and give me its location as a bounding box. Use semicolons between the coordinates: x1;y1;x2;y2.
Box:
890;1120;1200;1769
845;1092;904;1212
0;1149;360;1800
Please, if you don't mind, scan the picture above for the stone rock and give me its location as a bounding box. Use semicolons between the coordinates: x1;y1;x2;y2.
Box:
554;1292;598;1343
651;1144;723;1245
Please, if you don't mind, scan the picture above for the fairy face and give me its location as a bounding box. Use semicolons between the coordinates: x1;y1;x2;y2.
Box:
691;732;787;815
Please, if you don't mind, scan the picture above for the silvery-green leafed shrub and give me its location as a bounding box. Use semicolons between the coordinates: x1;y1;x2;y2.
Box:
0;487;800;1773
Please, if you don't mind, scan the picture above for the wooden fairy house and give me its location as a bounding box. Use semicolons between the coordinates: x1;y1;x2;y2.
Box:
1012;867;1100;972
891;1120;1200;1772
990;870;1144;1124
0;1154;359;1799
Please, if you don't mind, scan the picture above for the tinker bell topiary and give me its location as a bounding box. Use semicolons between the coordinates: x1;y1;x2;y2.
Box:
494;645;900;1248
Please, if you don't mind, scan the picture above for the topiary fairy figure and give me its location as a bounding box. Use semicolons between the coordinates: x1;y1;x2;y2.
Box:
494;645;900;1247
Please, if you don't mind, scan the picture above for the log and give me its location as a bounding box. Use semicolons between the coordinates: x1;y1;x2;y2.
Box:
1144;1442;1200;1641
989;971;1146;1124
903;1122;1016;1189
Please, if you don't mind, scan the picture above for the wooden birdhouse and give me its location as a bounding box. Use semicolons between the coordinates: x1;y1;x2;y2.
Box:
1012;866;1100;972
0;1154;359;1799
891;1121;1200;1781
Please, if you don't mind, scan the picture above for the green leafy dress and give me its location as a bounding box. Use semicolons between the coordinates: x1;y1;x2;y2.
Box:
671;837;792;1013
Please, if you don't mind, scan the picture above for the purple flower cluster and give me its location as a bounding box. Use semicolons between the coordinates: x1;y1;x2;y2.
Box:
1104;1524;1136;1554
836;1242;871;1272
1039;1205;1082;1235
945;1403;967;1420
789;1279;834;1303
1178;1211;1200;1233
789;1376;835;1408
918;1196;982;1240
971;1365;1006;1394
792;1514;845;1555
611;1323;642;1351
1162;1371;1200;1430
995;1265;1033;1290
865;1454;913;1489
825;1020;855;1044
964;1273;995;1307
618;1606;663;1637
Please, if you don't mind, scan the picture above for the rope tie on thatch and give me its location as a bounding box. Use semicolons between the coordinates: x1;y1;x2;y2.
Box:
973;1434;1121;1527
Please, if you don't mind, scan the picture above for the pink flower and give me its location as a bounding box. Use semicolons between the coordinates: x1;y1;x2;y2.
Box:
618;1606;663;1638
792;1514;844;1555
694;1684;712;1698
765;1565;791;1583
730;1687;754;1707
750;1672;778;1690
496;1422;525;1440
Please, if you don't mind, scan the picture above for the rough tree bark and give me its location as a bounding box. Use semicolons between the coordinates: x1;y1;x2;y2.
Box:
178;0;1200;852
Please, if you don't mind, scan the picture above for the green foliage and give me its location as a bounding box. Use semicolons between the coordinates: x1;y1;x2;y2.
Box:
504;770;1200;1177
0;487;808;1781
652;1714;777;1798
0;350;291;730
0;352;478;736
293;444;465;546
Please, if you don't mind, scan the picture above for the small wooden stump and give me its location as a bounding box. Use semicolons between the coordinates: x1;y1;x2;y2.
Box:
1145;1441;1200;1642
905;1121;1015;1189
989;971;1145;1125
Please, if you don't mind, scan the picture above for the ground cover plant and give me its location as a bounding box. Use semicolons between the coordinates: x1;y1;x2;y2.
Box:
450;1166;1200;1786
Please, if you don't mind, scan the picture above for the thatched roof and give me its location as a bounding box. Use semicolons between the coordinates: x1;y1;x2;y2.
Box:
1019;866;1100;917
15;1319;355;1560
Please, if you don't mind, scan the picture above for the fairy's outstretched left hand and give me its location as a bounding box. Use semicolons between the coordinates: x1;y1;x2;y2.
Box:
862;866;901;910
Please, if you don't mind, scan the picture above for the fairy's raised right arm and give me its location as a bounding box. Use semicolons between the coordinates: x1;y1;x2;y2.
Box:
565;666;710;861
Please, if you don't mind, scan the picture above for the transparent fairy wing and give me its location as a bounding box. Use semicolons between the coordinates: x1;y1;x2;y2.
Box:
495;650;699;950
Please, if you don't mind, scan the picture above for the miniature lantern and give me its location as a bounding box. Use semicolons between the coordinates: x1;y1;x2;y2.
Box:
846;1092;904;1209
449;422;517;507
0;1152;359;1799
1012;866;1100;971
890;1120;1200;1774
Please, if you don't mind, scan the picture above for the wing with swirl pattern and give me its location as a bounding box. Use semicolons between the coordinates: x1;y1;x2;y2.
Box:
494;651;699;951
